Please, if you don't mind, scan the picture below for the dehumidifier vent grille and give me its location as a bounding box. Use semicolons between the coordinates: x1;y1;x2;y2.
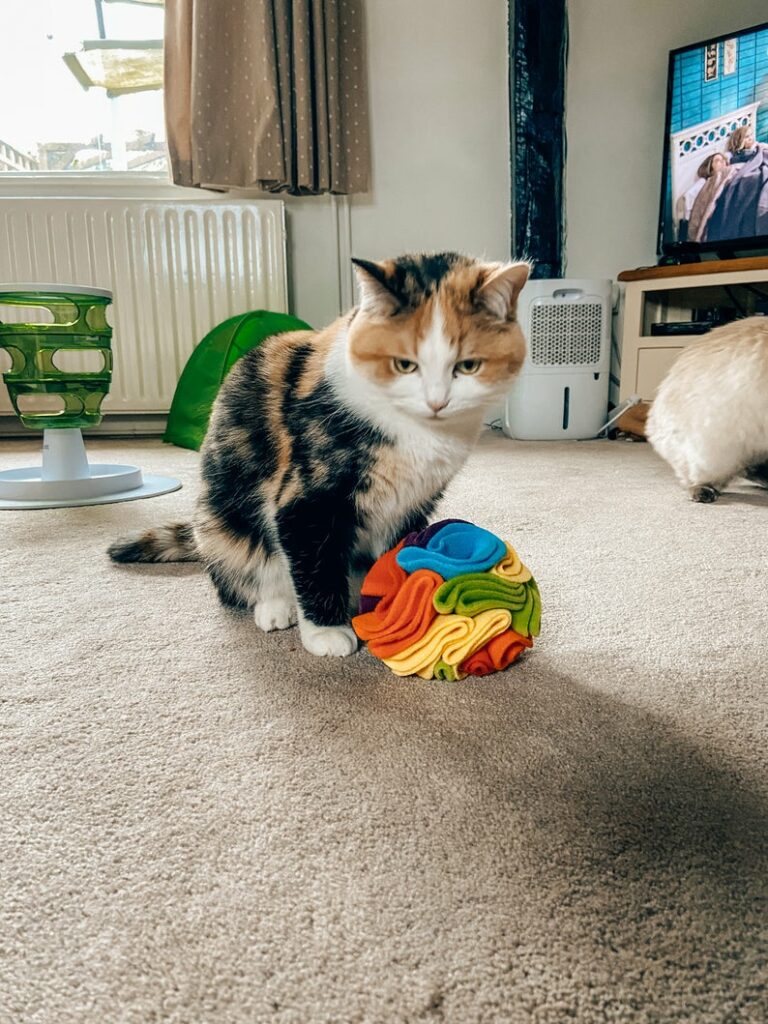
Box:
529;301;603;366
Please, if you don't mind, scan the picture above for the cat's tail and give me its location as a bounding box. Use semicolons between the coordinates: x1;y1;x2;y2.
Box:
107;522;198;563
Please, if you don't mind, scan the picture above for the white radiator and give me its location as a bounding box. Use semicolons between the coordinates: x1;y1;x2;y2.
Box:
0;195;288;418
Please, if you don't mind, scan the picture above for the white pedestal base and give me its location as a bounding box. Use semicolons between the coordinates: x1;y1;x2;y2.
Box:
0;428;182;510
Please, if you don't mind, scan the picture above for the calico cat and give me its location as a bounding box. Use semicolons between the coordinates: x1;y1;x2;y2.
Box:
108;252;529;656
646;315;768;502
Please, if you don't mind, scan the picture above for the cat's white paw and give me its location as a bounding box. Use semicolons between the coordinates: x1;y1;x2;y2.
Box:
253;599;297;632
300;623;359;657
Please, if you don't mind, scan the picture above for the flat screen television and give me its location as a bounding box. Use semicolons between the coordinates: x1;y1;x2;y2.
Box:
659;21;768;258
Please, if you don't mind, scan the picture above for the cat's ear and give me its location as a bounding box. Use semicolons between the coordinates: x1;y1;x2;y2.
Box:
477;262;530;320
352;257;400;315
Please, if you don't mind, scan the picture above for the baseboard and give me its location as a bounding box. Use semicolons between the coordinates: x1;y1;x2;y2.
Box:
0;413;168;440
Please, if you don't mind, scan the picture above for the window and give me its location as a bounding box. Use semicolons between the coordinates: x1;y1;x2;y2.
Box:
0;0;167;174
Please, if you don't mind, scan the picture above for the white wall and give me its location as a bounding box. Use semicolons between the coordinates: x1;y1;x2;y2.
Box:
285;0;511;328
566;1;768;280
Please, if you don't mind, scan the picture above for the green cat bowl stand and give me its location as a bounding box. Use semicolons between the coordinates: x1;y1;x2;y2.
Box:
0;284;180;509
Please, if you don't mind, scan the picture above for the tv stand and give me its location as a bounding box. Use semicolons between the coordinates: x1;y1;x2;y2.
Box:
617;256;768;401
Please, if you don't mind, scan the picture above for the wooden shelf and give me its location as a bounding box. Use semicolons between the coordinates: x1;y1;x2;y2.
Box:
618;256;768;282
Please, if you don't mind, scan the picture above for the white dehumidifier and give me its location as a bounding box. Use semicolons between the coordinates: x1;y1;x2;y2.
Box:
503;279;613;440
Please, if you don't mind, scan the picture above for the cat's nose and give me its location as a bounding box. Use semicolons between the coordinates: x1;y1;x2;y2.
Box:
428;398;449;414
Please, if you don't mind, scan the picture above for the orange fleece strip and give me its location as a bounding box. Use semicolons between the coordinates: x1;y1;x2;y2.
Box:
358;540;408;613
352;568;443;659
459;629;533;677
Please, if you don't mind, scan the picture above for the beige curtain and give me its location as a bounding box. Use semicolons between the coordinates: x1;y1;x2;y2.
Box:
164;0;370;194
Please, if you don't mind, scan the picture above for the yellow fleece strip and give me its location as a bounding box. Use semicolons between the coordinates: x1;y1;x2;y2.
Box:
441;608;512;667
382;609;512;679
490;542;532;583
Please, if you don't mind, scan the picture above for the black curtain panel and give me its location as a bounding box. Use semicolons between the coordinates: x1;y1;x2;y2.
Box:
511;0;568;278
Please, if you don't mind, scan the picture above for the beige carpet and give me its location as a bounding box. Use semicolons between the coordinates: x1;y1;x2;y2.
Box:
1;432;766;1024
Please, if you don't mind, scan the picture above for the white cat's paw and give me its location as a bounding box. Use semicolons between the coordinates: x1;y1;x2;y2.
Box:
300;623;359;657
253;599;297;632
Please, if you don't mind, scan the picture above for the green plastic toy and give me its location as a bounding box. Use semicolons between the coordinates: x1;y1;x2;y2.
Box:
0;284;181;510
0;286;113;429
163;310;311;451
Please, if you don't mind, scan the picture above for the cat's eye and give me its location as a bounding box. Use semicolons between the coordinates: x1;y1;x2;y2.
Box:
393;357;418;374
455;359;483;375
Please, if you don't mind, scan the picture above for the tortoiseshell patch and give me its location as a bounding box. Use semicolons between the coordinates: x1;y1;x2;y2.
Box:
108;251;529;629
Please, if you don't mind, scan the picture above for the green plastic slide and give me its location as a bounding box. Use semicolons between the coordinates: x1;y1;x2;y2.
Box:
163;310;311;451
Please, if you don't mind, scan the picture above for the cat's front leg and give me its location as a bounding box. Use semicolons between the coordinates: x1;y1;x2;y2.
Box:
276;496;359;658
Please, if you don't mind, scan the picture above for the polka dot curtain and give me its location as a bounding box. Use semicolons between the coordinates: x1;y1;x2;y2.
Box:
164;0;370;195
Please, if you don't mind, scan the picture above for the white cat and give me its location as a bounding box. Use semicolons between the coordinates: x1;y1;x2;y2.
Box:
646;316;768;502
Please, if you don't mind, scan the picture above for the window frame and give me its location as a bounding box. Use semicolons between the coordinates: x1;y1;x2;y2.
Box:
1;0;168;188
0;170;177;199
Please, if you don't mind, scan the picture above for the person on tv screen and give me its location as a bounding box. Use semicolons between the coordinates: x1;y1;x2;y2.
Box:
687;153;736;243
726;125;765;163
677;164;709;241
706;125;768;242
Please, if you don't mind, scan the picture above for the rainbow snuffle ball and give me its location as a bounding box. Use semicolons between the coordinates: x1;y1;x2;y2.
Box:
351;519;541;680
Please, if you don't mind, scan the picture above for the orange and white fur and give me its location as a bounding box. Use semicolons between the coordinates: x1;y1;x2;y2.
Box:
646;316;768;502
